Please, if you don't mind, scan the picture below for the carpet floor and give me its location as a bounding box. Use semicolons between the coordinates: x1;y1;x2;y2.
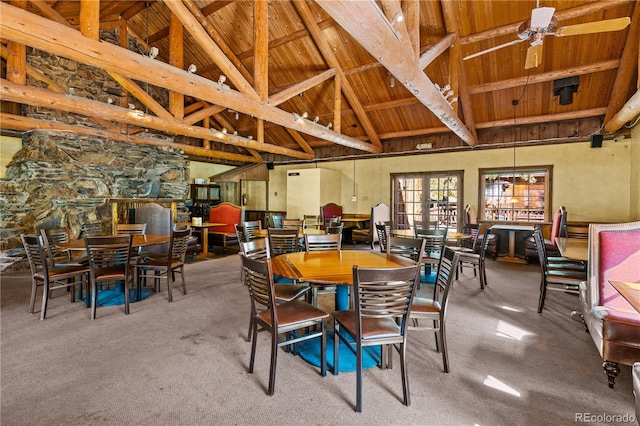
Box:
0;247;635;425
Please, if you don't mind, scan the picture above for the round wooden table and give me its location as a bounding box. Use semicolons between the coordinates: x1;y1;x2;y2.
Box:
271;250;416;310
252;228;325;238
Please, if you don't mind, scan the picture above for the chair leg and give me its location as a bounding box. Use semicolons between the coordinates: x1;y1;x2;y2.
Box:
400;342;410;406
123;276;130;315
603;361;620;388
248;319;258;374
320;320;326;377
166;271;173;303
333;321;340;375
356;341;363;412
268;329;278;395
29;279;39;314
180;267;186;295
537;277;547;313
90;280;98;320
440;320;450;373
40;280;50;320
246;314;253;342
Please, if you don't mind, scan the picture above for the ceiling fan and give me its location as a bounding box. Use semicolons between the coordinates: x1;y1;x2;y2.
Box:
463;4;631;69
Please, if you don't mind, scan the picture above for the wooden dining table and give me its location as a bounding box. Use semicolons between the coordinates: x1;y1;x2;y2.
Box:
177;222;225;256
270;250;416;311
58;234;171;251
555;237;589;262
390;228;471;242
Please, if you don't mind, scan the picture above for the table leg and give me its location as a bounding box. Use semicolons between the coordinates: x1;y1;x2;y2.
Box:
201;230;209;256
498;230;527;264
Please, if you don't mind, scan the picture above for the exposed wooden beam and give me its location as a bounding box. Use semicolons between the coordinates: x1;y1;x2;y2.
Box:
0;78;314;160
79;0;99;40
169;13;184;121
182;0;254;85
0;3;378;154
604;2;640;132
161;0;258;99
418;32;457;70
0;114;259;163
605;90;640;132
316;0;477;147
268;68;336;106
469;60;621;95
293;0;383;148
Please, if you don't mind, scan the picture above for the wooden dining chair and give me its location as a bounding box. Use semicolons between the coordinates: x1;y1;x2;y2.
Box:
81;221;104;237
408;246;460;373
267;227;300;256
40;227;88;268
333;263;421;412
239;238;311;341
533;227;586;313
21;234;89;320
85;235;136;319
242;220;262;241
304;233;342;306
415;228;447;279
375;222;389;253
451;226;490;290
241;254;328;396
136;229;191;303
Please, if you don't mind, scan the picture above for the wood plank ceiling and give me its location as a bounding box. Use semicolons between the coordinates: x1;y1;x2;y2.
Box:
1;0;638;166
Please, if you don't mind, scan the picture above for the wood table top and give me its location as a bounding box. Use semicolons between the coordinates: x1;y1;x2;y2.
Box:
58;234;170;251
391;229;471;240
555;237;588;262
608;280;640;314
177;222;225;229
270;250;416;285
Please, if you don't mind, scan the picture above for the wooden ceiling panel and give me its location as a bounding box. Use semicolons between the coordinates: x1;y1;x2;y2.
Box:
2;0;637;164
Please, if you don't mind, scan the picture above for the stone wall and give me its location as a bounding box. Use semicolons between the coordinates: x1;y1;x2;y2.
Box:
0;28;188;257
0;130;189;252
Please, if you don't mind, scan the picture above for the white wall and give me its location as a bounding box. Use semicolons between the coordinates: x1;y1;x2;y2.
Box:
188;161;234;183
268;138;637;223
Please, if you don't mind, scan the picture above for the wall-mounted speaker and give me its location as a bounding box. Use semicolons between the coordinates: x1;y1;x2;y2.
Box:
590;134;603;148
266;162;274;170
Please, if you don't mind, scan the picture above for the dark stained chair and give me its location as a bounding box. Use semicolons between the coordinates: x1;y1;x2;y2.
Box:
533;227;586;313
267;227;300;257
415;227;447;279
239;238;310;341
375;222;390;253
409;246;460;373
81;221;104;237
242;220;262;241
241;255;328;395
304;233;342;306
452;225;490;289
333;263;421;412
352;203;390;249
235;224;249;244
21;234;89;320
40;227;88;268
85;235;136;319
136;229;191;303
387;235;426;265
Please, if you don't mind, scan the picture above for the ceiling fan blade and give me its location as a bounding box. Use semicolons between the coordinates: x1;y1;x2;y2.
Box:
525;43;544;69
530;7;555;29
463;38;526;61
555;17;631;37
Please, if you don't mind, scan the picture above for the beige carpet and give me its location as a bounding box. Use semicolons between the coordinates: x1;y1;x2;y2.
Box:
0;247;635;425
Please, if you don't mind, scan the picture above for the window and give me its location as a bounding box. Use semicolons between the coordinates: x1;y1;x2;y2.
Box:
479;166;552;222
391;171;463;230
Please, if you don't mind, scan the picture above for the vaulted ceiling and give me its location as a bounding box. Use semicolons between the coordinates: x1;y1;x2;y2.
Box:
1;0;638;166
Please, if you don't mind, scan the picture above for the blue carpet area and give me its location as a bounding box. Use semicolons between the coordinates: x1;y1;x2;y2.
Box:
296;329;381;373
82;286;153;307
421;270;437;283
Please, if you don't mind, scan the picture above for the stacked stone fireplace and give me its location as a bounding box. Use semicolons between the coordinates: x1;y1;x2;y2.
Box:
0;29;191;269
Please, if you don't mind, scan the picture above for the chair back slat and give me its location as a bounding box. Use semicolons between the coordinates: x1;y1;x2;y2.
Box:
268;228;299;256
352;264;421;324
21;234;48;276
387;235;426;264
40;227;72;267
305;233;341;251
169;229;191;262
240;238;270;260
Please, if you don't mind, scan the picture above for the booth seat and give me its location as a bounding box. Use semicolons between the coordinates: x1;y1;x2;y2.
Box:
352;203;390;248
320;203;342;229
579;221;640;388
208;202;245;251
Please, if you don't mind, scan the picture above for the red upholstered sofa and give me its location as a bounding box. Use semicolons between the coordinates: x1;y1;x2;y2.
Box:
579;221;640;388
208;202;245;251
